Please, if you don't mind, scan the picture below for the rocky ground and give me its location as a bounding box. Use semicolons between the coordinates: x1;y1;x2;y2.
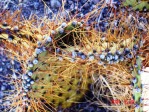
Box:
0;0;120;111
0;0;101;18
0;46;22;111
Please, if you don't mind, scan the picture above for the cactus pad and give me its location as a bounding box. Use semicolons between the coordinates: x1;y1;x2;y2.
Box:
123;0;149;11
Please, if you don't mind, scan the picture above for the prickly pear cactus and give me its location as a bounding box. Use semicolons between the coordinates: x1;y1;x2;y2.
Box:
132;56;143;112
13;21;93;112
19;20;144;112
0;10;148;112
123;0;149;11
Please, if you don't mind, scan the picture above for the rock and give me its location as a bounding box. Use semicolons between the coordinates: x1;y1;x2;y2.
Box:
0;92;4;98
92;0;100;4
1;85;6;91
33;2;39;9
50;0;61;8
0;67;3;72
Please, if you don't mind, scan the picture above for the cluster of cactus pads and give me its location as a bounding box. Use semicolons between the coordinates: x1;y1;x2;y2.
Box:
0;1;149;112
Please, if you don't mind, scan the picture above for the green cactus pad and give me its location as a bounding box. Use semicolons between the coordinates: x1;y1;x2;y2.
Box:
132;56;143;112
123;0;149;11
28;51;91;109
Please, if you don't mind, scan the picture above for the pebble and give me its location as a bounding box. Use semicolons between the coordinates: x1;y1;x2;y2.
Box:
46;36;52;42
28;63;33;68
59;28;64;34
0;92;4;99
61;22;67;28
35;48;42;54
1;86;6;91
89;55;94;61
28;72;33;76
33;2;39;9
50;0;61;8
92;0;100;4
0;67;3;72
12;73;17;79
99;54;105;60
33;59;38;65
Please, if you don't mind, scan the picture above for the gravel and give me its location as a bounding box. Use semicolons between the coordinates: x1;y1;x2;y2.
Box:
63;102;109;112
0;0;103;19
0;47;22;111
